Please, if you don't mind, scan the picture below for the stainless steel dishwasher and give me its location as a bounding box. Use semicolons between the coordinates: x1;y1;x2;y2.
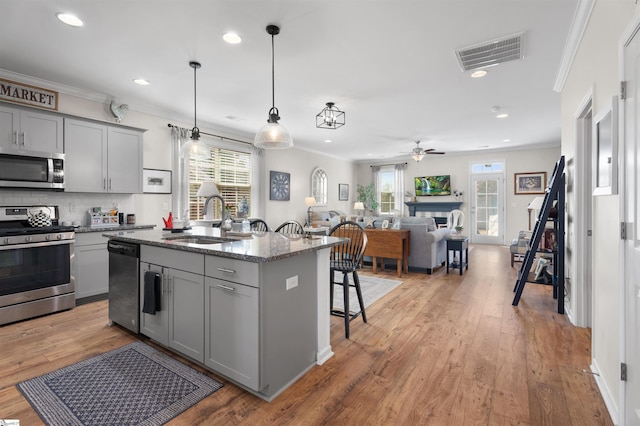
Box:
108;240;140;333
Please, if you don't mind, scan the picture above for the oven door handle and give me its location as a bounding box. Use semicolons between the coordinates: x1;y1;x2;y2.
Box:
0;239;74;251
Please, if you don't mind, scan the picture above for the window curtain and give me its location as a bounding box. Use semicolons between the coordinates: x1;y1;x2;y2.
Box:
394;163;406;214
371;165;381;215
171;126;191;222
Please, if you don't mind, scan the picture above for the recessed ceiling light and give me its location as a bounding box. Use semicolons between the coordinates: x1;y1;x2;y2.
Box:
324;139;332;143
223;32;242;44
502;138;511;142
471;70;487;78
133;78;150;86
56;13;83;27
496;113;509;119
478;145;489;148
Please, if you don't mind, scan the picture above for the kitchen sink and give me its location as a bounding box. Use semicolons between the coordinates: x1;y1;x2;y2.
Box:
164;236;231;245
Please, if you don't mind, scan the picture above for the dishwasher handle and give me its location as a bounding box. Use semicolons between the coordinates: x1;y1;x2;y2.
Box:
107;240;140;258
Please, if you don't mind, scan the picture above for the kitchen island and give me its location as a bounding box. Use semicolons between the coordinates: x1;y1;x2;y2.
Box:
106;227;343;401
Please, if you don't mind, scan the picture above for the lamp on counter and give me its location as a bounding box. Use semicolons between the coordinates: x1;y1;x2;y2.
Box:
353;201;365;219
316;102;345;129
527;196;545;230
305;196;316;227
197;182;221;220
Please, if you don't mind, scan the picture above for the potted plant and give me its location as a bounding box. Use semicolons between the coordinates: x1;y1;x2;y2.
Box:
356;184;378;213
455;225;463;234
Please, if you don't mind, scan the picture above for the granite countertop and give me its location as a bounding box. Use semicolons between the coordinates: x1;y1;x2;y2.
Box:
76;224;156;233
104;226;344;262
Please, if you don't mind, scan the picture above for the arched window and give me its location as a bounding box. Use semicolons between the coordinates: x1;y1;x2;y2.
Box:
311;168;328;206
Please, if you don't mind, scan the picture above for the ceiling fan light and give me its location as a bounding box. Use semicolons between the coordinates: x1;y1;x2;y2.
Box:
411;152;424;162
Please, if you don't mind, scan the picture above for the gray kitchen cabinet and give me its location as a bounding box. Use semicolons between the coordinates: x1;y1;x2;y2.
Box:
64;118;143;193
204;276;259;390
74;232;110;299
140;246;205;363
0;103;63;153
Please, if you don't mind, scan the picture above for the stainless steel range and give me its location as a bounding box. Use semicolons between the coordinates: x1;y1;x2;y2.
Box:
0;205;75;325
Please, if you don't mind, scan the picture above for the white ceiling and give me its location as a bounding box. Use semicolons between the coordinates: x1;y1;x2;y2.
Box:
0;0;578;162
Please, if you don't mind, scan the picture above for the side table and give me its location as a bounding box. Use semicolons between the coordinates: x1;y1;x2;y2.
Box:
303;226;329;235
446;236;469;275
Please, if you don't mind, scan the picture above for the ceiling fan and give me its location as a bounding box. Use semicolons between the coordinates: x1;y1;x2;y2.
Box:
410;141;445;162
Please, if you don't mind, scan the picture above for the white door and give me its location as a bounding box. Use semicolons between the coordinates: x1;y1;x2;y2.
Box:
623;19;640;426
470;173;505;245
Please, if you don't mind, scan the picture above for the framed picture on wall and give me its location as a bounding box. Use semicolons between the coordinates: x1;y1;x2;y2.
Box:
514;172;546;195
593;96;619;195
270;170;290;201
339;183;349;201
143;169;172;194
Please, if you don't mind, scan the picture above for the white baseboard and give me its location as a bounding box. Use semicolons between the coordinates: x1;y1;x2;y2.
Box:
591;359;619;425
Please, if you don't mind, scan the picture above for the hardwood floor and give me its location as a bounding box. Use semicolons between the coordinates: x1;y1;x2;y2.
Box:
0;244;611;425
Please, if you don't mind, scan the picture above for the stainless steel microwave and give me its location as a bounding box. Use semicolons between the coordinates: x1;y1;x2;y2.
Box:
0;149;65;190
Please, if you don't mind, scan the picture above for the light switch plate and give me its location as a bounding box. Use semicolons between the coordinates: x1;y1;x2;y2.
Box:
286;275;298;290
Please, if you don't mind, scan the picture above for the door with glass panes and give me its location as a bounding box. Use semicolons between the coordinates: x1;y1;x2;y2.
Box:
471;174;505;245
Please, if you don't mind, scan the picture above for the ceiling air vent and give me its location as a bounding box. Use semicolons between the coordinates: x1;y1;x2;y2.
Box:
455;32;524;72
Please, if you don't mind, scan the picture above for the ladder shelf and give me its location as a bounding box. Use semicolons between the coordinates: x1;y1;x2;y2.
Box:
512;156;565;314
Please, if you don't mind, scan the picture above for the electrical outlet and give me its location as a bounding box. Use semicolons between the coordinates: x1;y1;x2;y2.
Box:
286;275;298;290
69;200;78;212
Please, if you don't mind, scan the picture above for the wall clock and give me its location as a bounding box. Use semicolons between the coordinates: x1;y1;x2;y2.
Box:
270;171;290;201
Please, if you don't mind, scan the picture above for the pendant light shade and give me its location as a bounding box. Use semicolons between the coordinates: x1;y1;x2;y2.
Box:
180;61;209;159
254;25;293;149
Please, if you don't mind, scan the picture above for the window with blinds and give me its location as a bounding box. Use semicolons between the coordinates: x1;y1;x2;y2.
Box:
188;147;252;220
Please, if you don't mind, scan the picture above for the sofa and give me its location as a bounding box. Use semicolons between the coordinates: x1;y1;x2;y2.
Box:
361;216;454;274
310;210;348;228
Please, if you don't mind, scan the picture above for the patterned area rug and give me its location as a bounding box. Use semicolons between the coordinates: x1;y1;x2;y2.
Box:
17;341;222;426
332;274;403;314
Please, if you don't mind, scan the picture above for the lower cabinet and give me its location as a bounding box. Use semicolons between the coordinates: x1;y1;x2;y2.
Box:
75;232;112;299
204;277;259;390
139;248;205;363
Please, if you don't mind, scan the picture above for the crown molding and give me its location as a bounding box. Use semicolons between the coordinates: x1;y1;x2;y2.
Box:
554;0;596;93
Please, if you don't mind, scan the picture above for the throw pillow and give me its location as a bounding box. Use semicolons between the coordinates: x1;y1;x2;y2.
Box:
329;215;341;228
364;216;375;228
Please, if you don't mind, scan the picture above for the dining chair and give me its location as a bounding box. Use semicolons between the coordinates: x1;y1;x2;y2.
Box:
250;219;269;232
328;221;368;339
446;209;464;229
274;220;304;234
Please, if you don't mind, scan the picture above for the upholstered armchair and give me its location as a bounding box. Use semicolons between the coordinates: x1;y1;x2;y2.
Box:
509;231;533;267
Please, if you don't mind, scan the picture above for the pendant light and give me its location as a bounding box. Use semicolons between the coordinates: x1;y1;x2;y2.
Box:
180;61;209;159
254;25;293;149
316;102;345;129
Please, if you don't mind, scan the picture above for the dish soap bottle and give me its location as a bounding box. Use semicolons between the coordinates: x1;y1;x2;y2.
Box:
242;217;250;233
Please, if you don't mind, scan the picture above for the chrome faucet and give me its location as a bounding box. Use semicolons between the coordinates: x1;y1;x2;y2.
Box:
203;195;231;232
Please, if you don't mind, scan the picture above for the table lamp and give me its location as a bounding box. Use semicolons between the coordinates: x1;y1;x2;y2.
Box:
305;197;316;226
527;196;545;229
197;181;221;220
354;202;365;219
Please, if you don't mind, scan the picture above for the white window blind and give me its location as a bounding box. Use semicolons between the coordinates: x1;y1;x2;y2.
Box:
188;147;252;220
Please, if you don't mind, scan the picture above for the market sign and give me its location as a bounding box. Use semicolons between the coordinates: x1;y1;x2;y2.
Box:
0;78;58;111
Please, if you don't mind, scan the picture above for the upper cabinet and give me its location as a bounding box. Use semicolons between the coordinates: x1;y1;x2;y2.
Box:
65;118;143;193
0;103;63;154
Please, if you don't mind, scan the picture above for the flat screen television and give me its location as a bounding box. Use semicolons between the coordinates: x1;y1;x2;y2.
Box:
414;175;451;196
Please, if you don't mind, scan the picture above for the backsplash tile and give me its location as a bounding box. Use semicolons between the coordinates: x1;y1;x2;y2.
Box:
0;190;134;226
